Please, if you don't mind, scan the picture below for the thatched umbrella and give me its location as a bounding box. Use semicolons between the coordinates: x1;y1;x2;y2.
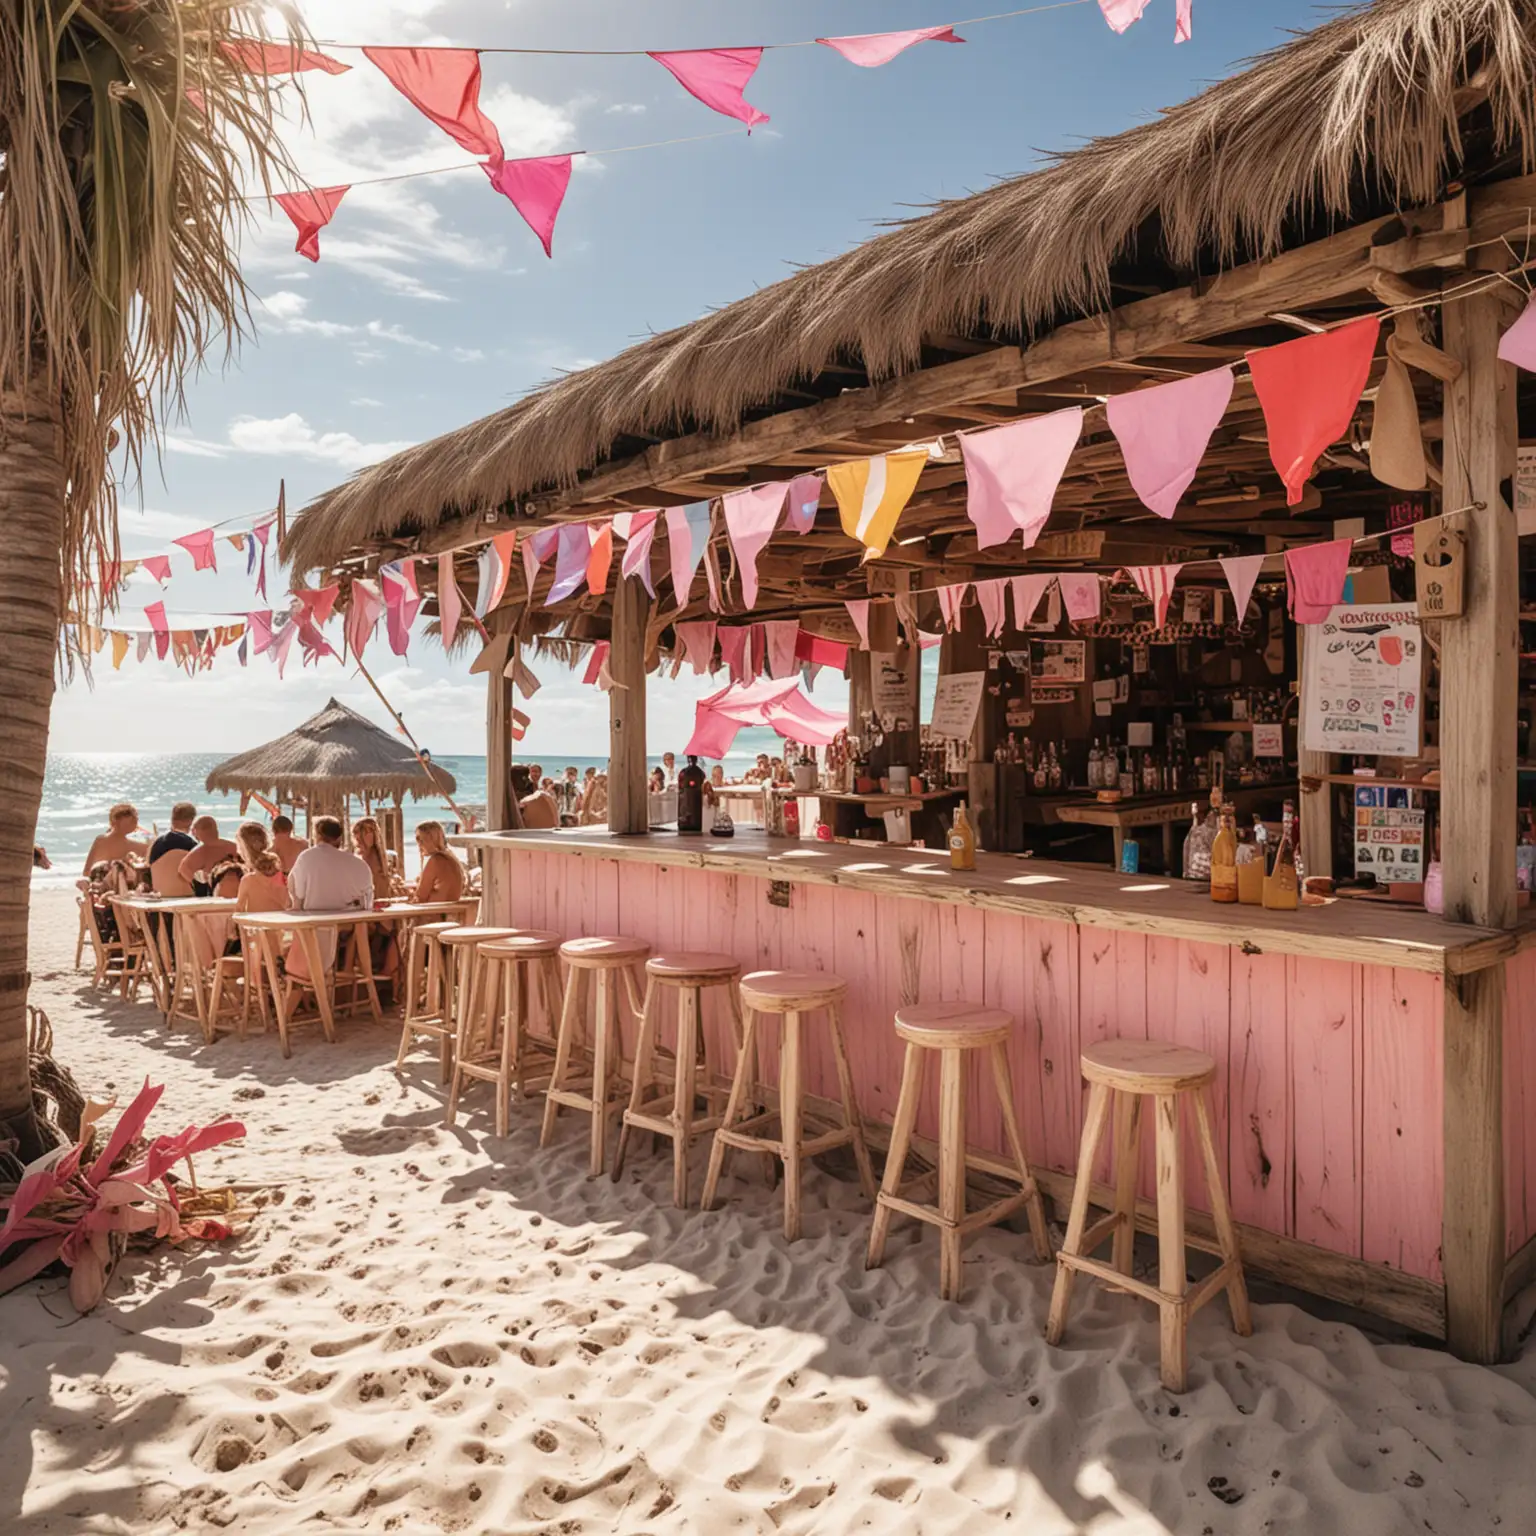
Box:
205;699;457;810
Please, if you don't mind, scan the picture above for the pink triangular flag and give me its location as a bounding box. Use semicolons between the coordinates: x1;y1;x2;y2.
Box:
1498;293;1536;371
1127;564;1183;628
937;584;967;632
975;579;1007;638
1285;539;1353;624
136;632;152;664
1011;574;1054;627
520;527;558;599
749;624;766;681
381;558;420;656
718;626;749;683
292;582;340;627
722;485;785;609
764;621;799;680
620;511;659;597
676;620;718;674
845;600;871;649
476;530;517;617
1098;0;1152;32
666;502;712;605
484;154;574;258
437;554;462;644
1059;574;1102;623
1219;554;1266;622
141;555;172;584
816;27;963;67
271;619;298;679
275;185;349;263
961;408;1082;550
144;601;168;635
246;610;274;656
582;641;610;687
346;581;381;662
649;49;769;130
363;48;504;160
221;41;350;75
784;472;823;534
1107;367;1233;519
548;523;590;604
172;529;217;572
1176;0;1193;42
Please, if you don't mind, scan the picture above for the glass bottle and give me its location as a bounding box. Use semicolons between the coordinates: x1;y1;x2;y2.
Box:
1088;739;1103;789
949;801;977;871
1048;742;1063;792
1033;745;1049;793
1264;803;1300;909
677;754;706;834
1210;805;1239;903
1183;802;1213;881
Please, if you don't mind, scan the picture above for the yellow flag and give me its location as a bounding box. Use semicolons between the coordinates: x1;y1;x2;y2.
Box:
111;631;130;670
828;449;929;561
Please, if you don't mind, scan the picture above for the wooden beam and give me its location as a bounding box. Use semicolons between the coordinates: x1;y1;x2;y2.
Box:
485;631;516;832
607;572;649;835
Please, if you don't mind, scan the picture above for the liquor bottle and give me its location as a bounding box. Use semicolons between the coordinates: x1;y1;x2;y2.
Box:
949;801;977;871
1183;802;1213;881
1141;750;1158;795
1047;743;1063;792
1118;747;1135;798
1210;805;1239;903
1264;802;1300;909
677;754;706;834
1088;739;1103;789
1033;746;1049;793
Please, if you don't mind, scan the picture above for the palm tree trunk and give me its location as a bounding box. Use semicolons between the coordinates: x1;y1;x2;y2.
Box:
0;388;67;1160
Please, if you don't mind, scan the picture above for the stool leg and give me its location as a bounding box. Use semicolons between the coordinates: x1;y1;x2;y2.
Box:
672;986;700;1209
1046;1081;1113;1345
495;962;522;1139
541;967;584;1148
612;977;660;1183
825;998;877;1201
589;970;617;1176
781;1010;804;1241
702;1005;759;1212
938;1047;967;1302
990;1041;1051;1263
1111;1091;1144;1276
866;1041;923;1271
1154;1092;1189;1393
1192;1088;1252;1338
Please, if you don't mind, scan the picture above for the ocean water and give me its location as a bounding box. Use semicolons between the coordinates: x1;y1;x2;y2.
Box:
36;730;788;883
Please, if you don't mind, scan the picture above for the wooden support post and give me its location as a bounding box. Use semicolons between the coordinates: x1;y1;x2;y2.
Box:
848;650;873;740
485;632;516;832
1296;628;1334;881
1437;286;1519;1365
608;571;649;835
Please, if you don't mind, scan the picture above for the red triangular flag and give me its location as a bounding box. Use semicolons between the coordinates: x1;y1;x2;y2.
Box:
363;48;503;161
220;41;350;75
276;185;349;263
484;154;574;258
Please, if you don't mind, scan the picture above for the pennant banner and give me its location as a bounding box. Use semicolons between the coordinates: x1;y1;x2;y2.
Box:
1058;573;1102;623
222;41;350;75
845;599;870;649
676;620;718;674
649;48;769;130
475;530;516;617
1107;367;1234;519
548;522;591;604
437;555;462;646
962;408;1081;550
828;449;927;561
364;47;504;160
666;502;713;603
817;27;964;67
764;621;800;680
1011;573;1054;628
975;578;1007;638
620;511;659;596
1285;538;1353;624
1127;563;1183;628
937;583;967;632
276;185;349;263
784;472;824;535
722;484;786;608
1218;554;1266;622
586;522;614;595
172;529;218;572
485;154;574;257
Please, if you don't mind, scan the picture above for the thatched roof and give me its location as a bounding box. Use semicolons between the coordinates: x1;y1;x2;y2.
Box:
205;698;458;804
287;0;1536;575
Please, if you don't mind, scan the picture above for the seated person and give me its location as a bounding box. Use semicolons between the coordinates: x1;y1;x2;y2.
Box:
84;803;149;873
286;816;375;983
148;803;198;897
412;821;466;906
649;767;667;794
79;861;121;945
178;816;239;896
235;823;288;914
270;815;307;874
578;772;608;825
516;766;560;830
33;845;51;871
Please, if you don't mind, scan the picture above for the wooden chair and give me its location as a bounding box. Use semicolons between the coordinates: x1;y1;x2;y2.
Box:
78;897;141;996
395;921;465;1080
1046;1037;1252;1393
701;970;876;1241
447;931;563;1136
865;1003;1051;1302
541;936;651;1176
108;899;154;1006
611;952;743;1208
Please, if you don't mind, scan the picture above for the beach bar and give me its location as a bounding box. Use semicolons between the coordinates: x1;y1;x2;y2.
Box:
288;1;1536;1362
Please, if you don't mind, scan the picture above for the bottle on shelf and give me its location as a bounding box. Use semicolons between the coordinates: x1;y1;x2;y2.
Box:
1264;801;1300;910
677;754;706;834
949;801;977;871
1048;742;1064;792
1210;804;1239;903
1033;745;1049;793
1183;802;1214;881
1088;739;1103;789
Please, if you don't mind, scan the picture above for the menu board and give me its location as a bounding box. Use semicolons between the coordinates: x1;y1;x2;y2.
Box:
929;672;986;741
1354;784;1427;885
1301;603;1423;758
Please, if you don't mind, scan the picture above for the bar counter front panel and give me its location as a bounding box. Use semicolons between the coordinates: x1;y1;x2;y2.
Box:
460;828;1536;1339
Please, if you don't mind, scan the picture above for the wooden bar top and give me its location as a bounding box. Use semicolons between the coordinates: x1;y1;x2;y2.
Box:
455;828;1533;977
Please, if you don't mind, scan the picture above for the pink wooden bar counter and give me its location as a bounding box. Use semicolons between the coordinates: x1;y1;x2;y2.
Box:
458;826;1536;1347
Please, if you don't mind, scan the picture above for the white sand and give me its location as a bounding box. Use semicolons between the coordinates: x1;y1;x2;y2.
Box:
4;887;1536;1534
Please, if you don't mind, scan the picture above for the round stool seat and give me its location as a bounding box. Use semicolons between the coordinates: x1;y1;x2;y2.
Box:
740;970;847;1011
440;925;520;948
413;921;461;937
894;1002;1011;1050
479;930;562;960
1081;1038;1215;1093
647;952;740;984
561;935;650;967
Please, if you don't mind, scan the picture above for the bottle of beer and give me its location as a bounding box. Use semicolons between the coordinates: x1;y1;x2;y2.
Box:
677;754;706;834
949;801;977;871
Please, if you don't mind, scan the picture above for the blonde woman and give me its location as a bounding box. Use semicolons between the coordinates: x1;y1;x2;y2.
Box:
351;817;399;980
234;822;286;915
412;821;465;906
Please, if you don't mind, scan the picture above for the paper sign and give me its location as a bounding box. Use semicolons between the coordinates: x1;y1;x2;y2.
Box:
1519;446;1536;537
1301;603;1423;757
1033;685;1077;705
1353;783;1426;884
1031;639;1086;684
929;671;986;741
1092;679;1116;702
1253;722;1284;758
871;650;914;730
1127;722;1153;748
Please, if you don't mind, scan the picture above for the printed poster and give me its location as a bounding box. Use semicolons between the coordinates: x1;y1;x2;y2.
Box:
871;651;914;731
929;672;986;741
1301;603;1423;758
1353;784;1427;885
1031;639;1086;685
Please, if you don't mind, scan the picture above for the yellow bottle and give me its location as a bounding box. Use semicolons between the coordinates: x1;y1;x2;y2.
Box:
1210;805;1239;903
949;801;977;871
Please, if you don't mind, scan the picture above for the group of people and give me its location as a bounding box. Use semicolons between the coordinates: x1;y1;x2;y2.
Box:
80;800;467;983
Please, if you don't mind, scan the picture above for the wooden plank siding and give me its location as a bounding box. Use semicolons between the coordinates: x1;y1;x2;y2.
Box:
490;846;1448;1283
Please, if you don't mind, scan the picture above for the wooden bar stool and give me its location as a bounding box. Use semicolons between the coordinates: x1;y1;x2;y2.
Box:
394;921;463;1080
611;952;743;1208
866;1003;1051;1302
1046;1038;1252;1393
701;971;876;1240
448;931;564;1136
424;926;521;1083
541;936;650;1175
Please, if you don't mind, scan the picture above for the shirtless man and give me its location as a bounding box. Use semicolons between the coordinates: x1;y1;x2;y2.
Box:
270;815;307;874
177;816;239;892
148;803;198;896
82;803;148;873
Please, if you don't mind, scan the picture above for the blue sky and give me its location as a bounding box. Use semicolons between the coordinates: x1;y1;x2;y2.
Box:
52;0;1323;757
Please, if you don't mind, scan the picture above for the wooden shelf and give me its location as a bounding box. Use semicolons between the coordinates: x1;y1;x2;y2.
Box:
1183;720;1283;733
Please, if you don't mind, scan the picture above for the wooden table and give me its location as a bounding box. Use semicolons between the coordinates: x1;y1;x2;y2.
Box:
1052;782;1297;870
113;895;238;1036
234;900;478;1056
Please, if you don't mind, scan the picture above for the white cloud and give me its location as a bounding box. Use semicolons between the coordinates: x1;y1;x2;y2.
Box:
451;347;486;363
260;290;309;321
256;290;440;350
604;103;647;116
226;413;413;471
164;433;228;459
351;396;384;407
